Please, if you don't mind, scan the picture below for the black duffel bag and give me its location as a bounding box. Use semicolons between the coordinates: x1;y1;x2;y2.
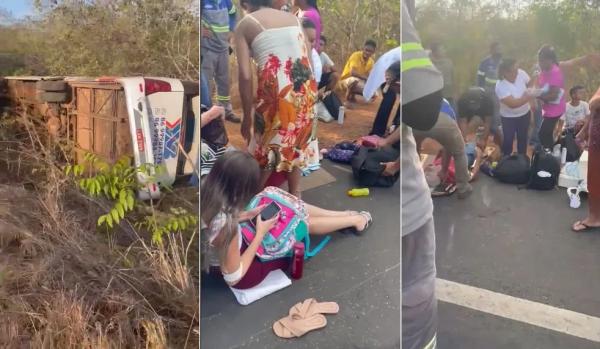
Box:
351;146;400;187
494;153;530;185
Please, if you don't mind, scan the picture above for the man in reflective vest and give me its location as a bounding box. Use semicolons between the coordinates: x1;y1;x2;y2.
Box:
477;42;503;146
401;1;442;348
201;0;240;123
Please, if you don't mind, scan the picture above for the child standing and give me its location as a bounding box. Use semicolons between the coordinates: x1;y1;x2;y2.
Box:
562;85;590;135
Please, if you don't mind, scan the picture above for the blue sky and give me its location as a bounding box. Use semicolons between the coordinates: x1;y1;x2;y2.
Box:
2;0;34;19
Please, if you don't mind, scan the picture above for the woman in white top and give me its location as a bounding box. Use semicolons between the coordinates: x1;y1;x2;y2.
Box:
495;59;535;155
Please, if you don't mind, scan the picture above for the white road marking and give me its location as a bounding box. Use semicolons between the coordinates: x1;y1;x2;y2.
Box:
436;278;600;342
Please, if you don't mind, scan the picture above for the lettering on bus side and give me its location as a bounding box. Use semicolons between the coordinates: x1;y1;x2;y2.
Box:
136;129;145;152
152;117;166;164
164;119;181;160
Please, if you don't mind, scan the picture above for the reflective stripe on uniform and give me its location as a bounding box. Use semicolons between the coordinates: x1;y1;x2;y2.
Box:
401;42;434;72
477;70;485;76
402;42;424;53
402;58;434;72
423;333;437;349
216;95;230;101
485;77;498;84
210;24;230;33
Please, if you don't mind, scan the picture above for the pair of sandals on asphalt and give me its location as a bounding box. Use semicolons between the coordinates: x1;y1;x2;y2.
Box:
273;298;339;338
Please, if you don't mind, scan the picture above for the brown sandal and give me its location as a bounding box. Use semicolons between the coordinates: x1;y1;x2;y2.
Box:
289;298;339;319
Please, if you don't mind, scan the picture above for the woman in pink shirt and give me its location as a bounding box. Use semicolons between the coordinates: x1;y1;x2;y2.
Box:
537;45;567;149
294;0;321;51
537;45;600;149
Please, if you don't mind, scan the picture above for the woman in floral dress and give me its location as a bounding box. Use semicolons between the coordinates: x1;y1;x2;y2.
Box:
235;0;317;197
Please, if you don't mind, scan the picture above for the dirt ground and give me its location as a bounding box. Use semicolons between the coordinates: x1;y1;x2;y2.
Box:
222;60;391;150
224;100;384;150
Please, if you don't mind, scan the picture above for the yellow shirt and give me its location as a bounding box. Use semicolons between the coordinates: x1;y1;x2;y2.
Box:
341;51;375;80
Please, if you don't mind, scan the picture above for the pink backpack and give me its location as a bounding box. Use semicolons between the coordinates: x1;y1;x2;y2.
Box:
239;187;330;262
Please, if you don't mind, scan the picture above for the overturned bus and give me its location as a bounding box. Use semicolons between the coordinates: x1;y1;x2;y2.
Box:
1;76;200;199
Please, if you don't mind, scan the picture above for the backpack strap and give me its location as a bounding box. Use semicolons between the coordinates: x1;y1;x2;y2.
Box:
304;236;331;259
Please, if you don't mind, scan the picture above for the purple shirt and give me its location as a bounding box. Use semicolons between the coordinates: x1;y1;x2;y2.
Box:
299;7;322;51
538;64;566;118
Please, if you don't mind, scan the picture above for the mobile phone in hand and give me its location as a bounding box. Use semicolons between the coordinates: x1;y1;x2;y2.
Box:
251;202;281;227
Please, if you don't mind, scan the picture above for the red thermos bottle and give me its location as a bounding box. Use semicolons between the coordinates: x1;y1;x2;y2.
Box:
291;242;305;280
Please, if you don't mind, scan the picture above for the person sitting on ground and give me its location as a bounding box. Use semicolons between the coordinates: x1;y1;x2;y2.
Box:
413;98;473;199
317;35;339;94
340;39;377;106
456;86;496;178
562;85;590;135
362;54;401;175
367;51;401;137
200;151;373;290
200;105;228;177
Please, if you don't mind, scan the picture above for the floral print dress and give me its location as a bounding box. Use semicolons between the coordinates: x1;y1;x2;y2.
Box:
246;14;317;172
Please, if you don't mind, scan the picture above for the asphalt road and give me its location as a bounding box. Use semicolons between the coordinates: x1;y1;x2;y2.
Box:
200;160;401;349
200;161;600;349
434;175;600;348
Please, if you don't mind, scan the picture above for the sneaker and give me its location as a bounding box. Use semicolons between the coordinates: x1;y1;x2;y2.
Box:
568;187;581;209
225;112;241;123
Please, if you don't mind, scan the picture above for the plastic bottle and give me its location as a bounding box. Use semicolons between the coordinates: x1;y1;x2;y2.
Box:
347;188;370;197
290;242;305;280
337;106;345;125
552;144;561;161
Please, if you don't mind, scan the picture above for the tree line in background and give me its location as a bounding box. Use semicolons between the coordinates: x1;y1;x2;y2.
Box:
0;0;199;80
415;0;600;98
317;0;400;65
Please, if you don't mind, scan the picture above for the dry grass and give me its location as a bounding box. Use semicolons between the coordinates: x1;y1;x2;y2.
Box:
0;110;199;348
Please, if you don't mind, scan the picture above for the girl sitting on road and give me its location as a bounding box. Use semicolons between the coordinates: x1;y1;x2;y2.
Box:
200;151;372;290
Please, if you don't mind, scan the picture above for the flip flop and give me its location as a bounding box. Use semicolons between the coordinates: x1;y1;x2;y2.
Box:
343;211;372;235
289;298;339;319
272;314;327;338
358;211;372;233
571;221;600;233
